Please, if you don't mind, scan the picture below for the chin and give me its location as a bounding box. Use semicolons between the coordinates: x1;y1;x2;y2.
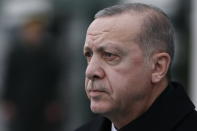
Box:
90;101;112;114
91;106;105;114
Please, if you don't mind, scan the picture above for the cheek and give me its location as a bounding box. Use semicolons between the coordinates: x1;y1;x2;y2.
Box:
108;64;150;98
108;73;149;110
108;67;139;90
85;78;89;89
85;79;91;98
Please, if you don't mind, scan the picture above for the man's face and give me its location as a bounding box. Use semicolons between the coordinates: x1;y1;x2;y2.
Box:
84;14;153;117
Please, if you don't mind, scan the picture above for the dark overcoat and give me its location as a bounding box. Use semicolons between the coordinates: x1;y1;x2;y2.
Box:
75;82;197;131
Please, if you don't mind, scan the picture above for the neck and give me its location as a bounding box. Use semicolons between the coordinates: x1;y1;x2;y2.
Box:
108;79;169;129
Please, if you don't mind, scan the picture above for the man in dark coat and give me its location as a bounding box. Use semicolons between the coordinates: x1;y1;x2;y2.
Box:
2;18;62;131
75;3;197;131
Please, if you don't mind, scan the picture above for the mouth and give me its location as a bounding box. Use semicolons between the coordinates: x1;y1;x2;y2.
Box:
88;90;107;97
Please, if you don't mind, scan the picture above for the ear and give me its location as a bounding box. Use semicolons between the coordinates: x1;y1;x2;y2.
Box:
151;53;171;83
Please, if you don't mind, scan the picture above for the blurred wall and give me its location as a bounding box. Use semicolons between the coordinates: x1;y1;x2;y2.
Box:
190;0;197;107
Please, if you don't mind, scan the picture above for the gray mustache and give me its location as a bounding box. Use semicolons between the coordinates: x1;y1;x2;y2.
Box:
86;80;108;92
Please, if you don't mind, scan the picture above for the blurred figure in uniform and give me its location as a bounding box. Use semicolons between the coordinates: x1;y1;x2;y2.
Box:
1;1;63;131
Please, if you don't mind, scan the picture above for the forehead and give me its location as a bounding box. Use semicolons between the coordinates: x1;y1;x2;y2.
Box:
85;13;142;49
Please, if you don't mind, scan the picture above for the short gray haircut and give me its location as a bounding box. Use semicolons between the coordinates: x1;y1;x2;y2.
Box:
95;3;175;61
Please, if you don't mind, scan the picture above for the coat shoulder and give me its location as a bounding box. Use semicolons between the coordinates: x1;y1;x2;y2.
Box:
175;110;197;131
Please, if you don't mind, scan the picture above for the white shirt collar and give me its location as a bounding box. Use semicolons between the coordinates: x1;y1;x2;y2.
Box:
111;123;117;131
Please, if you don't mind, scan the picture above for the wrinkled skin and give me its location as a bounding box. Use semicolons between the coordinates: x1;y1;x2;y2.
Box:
83;13;169;128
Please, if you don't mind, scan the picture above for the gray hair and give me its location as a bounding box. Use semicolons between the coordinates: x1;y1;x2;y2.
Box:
95;3;175;61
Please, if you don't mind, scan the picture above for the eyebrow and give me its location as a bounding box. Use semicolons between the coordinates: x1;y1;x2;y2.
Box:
84;42;125;55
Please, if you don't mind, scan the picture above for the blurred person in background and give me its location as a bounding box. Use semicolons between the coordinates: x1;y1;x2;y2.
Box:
0;1;64;131
76;3;197;131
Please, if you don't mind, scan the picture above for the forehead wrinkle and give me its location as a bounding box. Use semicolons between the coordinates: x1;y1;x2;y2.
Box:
85;30;112;49
87;30;111;40
87;30;110;35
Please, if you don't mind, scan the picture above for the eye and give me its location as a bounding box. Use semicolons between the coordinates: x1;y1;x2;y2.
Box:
103;52;117;61
84;51;93;62
84;51;92;57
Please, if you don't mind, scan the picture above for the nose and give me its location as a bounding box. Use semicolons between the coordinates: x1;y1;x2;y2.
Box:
85;56;105;80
